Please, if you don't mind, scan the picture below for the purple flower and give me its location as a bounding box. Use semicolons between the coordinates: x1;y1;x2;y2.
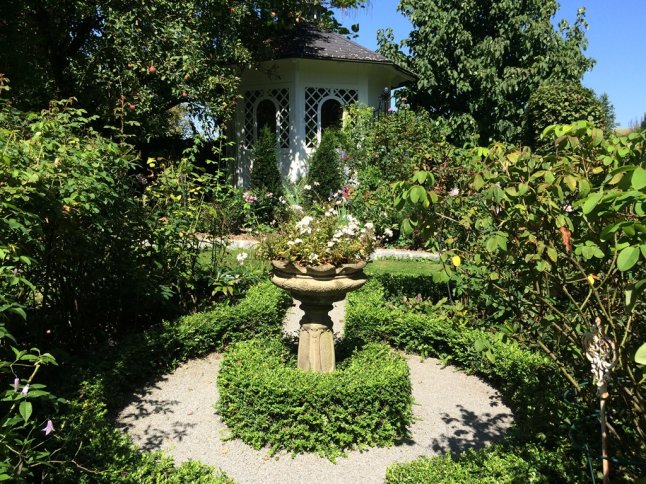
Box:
21;384;29;395
13;378;20;392
42;420;55;436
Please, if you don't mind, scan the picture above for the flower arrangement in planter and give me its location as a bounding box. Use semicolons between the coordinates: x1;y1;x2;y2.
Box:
259;205;376;267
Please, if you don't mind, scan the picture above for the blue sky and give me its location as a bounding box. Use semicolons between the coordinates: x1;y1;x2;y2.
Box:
333;1;646;128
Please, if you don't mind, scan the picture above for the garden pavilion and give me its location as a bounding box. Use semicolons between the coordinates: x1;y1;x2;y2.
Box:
232;23;416;185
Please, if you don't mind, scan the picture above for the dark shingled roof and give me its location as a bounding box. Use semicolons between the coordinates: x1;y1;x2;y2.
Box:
276;23;416;79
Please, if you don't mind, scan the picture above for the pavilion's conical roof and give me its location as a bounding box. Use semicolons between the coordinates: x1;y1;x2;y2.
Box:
275;23;416;79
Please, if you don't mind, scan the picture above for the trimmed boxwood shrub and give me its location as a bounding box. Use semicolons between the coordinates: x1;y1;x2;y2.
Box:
84;281;291;408
385;445;543;484
523;81;607;150
344;280;569;437
306;129;343;201
216;338;413;459
368;272;447;301
345;280;588;482
51;281;290;482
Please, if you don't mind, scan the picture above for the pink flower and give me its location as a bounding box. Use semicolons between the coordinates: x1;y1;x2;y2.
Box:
242;191;257;204
42;420;54;436
13;378;20;392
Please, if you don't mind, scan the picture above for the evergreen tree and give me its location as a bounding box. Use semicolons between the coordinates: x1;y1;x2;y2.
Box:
598;93;617;135
307;129;343;201
250;126;283;197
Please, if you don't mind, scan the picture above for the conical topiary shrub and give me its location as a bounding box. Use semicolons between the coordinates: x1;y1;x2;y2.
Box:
306;129;343;202
250;126;283;197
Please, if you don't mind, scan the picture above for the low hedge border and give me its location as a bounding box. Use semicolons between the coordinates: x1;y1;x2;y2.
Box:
87;281;291;408
345;280;567;436
52;281;291;483
385;445;543;484
367;272;449;301
216;338;413;460
345;279;587;482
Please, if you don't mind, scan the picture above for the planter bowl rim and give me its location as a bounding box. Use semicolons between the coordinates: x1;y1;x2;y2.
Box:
271;260;366;277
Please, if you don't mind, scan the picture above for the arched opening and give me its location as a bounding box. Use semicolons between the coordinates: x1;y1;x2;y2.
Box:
256;99;277;138
320;98;343;131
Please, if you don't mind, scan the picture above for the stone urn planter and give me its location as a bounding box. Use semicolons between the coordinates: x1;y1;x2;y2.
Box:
271;260;367;373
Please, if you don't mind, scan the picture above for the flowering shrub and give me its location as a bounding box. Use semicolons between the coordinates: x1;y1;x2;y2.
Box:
259;206;376;266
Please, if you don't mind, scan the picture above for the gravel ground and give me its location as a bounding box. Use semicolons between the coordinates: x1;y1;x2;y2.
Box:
116;301;512;484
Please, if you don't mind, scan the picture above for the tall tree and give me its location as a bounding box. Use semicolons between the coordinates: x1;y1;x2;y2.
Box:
378;0;594;145
0;0;367;143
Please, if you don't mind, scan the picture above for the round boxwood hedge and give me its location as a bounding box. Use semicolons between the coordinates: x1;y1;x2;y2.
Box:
216;338;413;459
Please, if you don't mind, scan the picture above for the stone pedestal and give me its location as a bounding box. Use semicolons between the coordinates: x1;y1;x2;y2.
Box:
271;260;367;372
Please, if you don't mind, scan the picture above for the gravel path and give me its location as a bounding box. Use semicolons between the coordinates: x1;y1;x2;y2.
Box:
116;301;512;484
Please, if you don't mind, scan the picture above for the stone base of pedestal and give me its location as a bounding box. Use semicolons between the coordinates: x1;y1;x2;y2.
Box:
298;323;335;372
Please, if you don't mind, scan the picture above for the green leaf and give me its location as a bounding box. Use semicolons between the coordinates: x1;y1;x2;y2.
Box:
546;247;558;262
473;174;485;191
617;246;640;272
474;339;487;352
19;401;32;423
631;166;646;190
636;343;646;365
410;186;427;204
412;171;428;184
563;175;577;191
625;279;646;312
400;218;414;236
582;190;604;214
485;237;498;253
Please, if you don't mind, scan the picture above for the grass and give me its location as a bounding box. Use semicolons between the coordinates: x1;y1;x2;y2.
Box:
366;257;437;277
198;246;271;273
198;245;437;279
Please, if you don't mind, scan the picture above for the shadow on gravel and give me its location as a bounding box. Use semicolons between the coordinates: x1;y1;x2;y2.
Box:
430;404;513;455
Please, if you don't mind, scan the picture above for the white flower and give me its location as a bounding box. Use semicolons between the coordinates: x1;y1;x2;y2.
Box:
364;222;374;230
294;238;303;244
313;181;320;186
304;184;312;190
287;240;296;246
449;187;460;196
291;204;303;212
236;252;248;265
384;228;394;238
327;241;335;248
308;253;319;263
295;216;314;234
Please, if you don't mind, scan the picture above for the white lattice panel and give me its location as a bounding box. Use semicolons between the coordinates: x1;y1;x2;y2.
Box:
242;88;290;149
305;87;358;147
